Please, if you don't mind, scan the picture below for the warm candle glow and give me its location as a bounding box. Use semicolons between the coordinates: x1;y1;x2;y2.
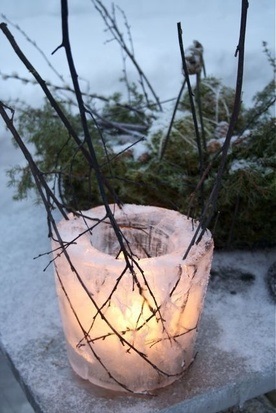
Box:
117;251;124;260
52;205;213;393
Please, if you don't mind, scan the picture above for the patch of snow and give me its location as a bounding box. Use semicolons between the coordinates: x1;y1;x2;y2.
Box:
229;158;274;175
112;140;149;161
229;158;252;172
207;249;276;374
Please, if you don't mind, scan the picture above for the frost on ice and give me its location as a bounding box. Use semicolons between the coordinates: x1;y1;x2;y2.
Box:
52;204;213;393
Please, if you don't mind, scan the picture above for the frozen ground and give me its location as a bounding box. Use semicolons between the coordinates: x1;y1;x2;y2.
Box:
0;0;275;114
0;133;275;412
0;2;275;411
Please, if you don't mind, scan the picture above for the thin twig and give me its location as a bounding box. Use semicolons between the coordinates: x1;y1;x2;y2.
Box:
0;102;68;221
177;23;205;210
160;80;186;160
183;0;249;259
1;14;65;83
91;0;162;111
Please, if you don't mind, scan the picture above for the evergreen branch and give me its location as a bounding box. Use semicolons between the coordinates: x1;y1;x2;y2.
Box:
0;102;68;222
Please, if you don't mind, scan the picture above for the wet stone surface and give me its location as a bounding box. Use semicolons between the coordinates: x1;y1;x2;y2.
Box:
210;266;255;295
221;394;276;413
266;261;276;301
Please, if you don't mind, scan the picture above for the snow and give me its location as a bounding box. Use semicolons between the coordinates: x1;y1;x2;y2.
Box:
0;0;274;116
0;132;275;411
0;1;275;410
229;157;274;175
112;140;148;160
229;158;253;172
208;250;276;375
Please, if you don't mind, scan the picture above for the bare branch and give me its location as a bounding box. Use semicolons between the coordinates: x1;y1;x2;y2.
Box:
0;102;68;221
91;0;162;111
183;0;249;258
177;25;205;210
159;80;186;160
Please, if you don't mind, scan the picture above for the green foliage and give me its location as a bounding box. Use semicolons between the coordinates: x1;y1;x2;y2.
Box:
102;83;154;126
8;75;276;248
180;76;246;133
10;100;107;209
215;116;276;248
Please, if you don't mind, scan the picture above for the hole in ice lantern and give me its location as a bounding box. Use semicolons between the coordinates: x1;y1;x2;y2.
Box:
90;213;176;260
52;204;213;394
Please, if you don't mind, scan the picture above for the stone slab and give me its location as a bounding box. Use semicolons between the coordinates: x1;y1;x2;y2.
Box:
0;140;275;413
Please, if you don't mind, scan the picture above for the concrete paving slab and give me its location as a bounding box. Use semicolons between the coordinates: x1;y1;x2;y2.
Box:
0;350;34;413
0;197;274;413
0;139;275;413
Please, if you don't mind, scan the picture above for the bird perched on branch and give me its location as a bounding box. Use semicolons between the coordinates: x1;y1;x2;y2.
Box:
185;40;205;75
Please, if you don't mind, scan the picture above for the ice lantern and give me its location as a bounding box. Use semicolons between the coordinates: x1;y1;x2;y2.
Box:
52;204;213;393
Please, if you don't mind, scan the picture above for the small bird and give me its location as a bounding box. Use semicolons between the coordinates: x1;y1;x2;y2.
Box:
185;40;204;75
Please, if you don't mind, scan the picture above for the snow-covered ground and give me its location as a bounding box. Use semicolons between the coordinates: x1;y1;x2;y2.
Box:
0;123;275;412
0;4;275;408
0;1;275;248
0;0;274;115
1;1;274;171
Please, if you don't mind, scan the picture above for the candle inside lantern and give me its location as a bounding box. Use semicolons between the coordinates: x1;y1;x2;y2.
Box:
52;204;213;393
117;251;124;260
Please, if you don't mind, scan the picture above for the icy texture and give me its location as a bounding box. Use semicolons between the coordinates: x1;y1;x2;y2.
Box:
52;205;213;393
